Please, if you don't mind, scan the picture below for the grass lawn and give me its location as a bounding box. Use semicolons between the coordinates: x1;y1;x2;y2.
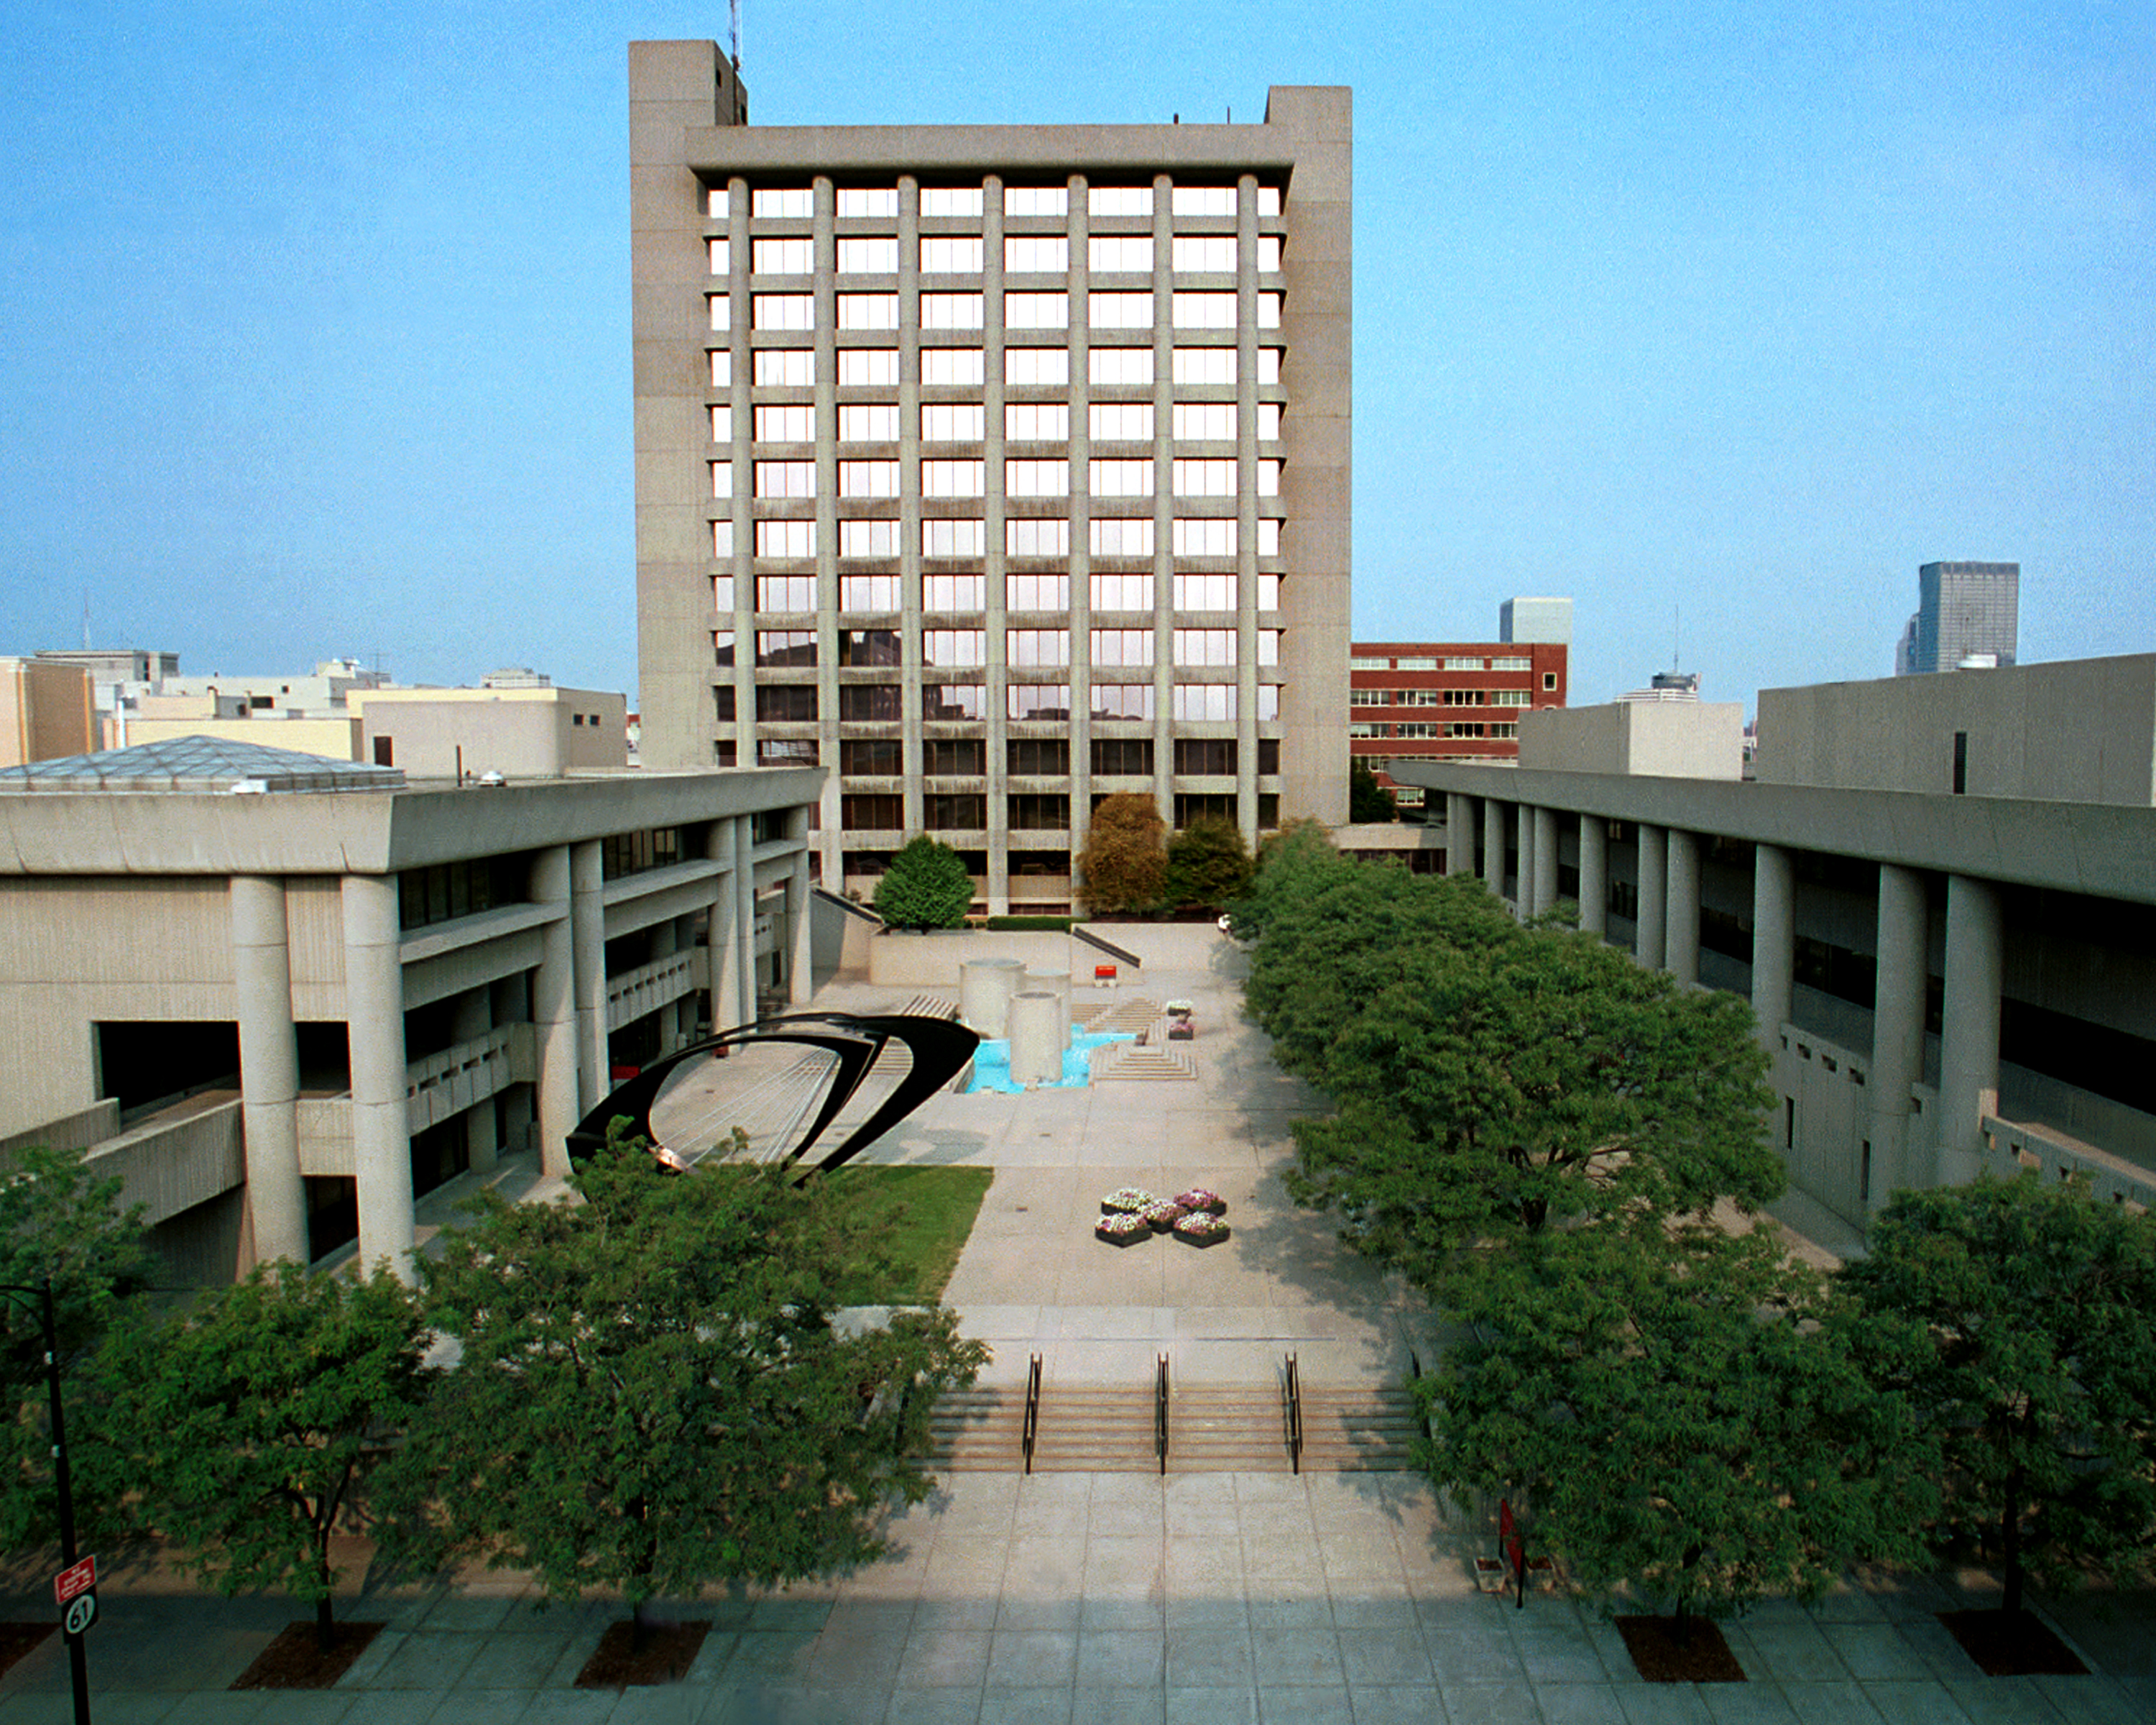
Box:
821;1165;994;1305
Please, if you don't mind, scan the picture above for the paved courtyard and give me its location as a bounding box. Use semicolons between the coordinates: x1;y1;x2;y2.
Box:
1;945;2148;1721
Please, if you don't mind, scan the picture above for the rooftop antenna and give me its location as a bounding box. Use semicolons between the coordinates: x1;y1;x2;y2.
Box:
81;591;91;650
729;0;742;68
1672;603;1681;671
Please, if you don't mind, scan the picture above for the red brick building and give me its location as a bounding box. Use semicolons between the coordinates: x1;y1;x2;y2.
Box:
1349;641;1569;812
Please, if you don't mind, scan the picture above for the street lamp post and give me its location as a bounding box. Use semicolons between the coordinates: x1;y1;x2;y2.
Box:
2;1278;93;1725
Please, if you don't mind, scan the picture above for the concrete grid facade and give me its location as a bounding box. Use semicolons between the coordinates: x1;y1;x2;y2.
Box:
632;42;1350;913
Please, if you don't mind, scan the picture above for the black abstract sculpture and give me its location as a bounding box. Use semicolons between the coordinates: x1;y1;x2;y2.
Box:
565;1012;980;1182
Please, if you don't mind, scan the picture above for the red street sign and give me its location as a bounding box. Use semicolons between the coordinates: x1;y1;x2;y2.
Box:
53;1555;95;1606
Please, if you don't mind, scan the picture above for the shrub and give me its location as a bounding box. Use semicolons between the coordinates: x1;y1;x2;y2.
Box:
873;836;975;931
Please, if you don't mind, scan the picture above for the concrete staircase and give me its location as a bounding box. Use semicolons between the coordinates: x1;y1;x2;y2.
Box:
1295;1385;1424;1471
1026;1386;1159;1473
1089;1040;1197;1082
926;1386;1026;1470
1082;997;1162;1036
1169;1385;1294;1473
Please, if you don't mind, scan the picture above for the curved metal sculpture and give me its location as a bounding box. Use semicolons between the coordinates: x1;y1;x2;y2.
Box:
565;1012;979;1182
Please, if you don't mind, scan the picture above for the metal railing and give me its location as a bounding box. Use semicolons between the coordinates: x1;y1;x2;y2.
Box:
1154;1352;1170;1475
1285;1351;1305;1476
814;886;885;926
1074;923;1143;969
1021;1353;1043;1475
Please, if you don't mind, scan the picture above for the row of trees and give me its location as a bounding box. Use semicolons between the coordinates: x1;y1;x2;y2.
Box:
1233;826;2156;1624
870;800;1257;929
2;1137;986;1647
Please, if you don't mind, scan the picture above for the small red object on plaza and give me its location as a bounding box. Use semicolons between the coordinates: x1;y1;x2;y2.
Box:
1095;964;1117;980
54;1555;95;1606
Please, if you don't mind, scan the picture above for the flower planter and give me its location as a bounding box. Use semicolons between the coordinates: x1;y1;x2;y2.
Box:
1141;1202;1189;1232
1101;1187;1157;1215
1095;1213;1150;1246
1172;1215;1229;1247
1171;1189;1226;1215
1474;1556;1508;1594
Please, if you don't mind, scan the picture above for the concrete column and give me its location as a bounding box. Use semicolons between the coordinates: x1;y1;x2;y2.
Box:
1635;823;1667;970
340;875;414;1279
452;986;498;1175
229;875;308;1265
1578;816;1608;938
1531;806;1560;919
1482;799;1506;898
788;832;814;1006
1665;828;1700;984
1871;863;1927;1205
1515;805;1537;919
531;845;579;1177
1938;873;2004;1187
1445;793;1474;878
1008;990;1063;1086
570;840;607;1108
704;819;745;1034
649;919;681;1053
732;815;759;1024
1751;843;1795;1048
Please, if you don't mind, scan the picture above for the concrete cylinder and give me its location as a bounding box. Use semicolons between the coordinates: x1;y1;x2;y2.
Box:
1938;873;2003;1188
1666;828;1701;985
960;957;1026;1038
1531;806;1560;919
1446;794;1475;878
1028;970;1073;1049
341;874;415;1282
230;875;308;1266
1578;816;1608;938
1007;990;1064;1087
1636;823;1667;970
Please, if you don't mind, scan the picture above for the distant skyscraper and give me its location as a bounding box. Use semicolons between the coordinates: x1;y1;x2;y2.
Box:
1899;561;2019;674
1500;596;1572;645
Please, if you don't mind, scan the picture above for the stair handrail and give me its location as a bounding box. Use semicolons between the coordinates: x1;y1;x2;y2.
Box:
814;885;885;926
1285;1351;1304;1476
1021;1352;1042;1476
1154;1352;1169;1476
1074;923;1143;969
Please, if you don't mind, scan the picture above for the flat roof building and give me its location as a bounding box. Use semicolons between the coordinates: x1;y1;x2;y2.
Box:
1348;640;1568;809
1899;560;2019;674
0;737;819;1282
630;42;1350;913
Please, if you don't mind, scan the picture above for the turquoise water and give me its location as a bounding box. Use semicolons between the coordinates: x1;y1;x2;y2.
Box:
966;1029;1135;1093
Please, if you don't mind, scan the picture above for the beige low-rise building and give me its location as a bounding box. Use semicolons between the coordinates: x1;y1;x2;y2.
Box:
0;735;819;1284
1;657;96;768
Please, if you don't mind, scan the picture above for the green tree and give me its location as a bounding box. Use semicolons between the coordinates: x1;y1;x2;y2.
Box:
1348;760;1398;823
1842;1172;2156;1616
0;1144;148;1553
1163;815;1254;911
100;1264;435;1650
377;1139;988;1642
872;834;975;931
1287;927;1782;1294
1077;792;1167;914
1424;1223;1933;1624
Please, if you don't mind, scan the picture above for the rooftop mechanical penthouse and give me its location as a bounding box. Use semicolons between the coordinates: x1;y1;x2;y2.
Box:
631;43;1350;913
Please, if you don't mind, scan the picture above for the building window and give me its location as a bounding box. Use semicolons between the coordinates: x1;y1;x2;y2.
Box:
925;739;986;775
835;187;898;218
1006;459;1070;497
920;293;985;328
1491;656;1530;671
842;794;903;829
757;737;818;766
755;574;817;610
1173;403;1237;441
1007;572;1070;611
840;571;901;608
397;855;527;931
1171;185;1236;217
1089;458;1154;497
1092;684;1156;720
921;519;986;558
1008;685;1072;720
1258;459;1281;496
924;347;986;385
1171;235;1236;272
923;684;987;721
839;460;900;497
1091;571;1154;610
711;520;734;557
1004;346;1067;386
709;400;732;438
1091;628;1155;667
1258;573;1281;609
752;520;816;558
755;460;816;498
918;185;985;218
708;295;730;331
1258;402;1281;441
751;237;813;275
750;187;812;218
1088;291;1155;329
838;347;899;387
1174;740;1236;776
1953;730;1968;795
1173;684;1236;720
922;460;985;498
1006;518;1070;556
1090;517;1155;558
1005;402;1070;441
1171;459;1235;497
839;403;899;442
1491;689;1529;707
1171;293;1236;330
1543;671;1559;691
711;460;733;497
756;685;818;722
1173;629;1237;667
1090;346;1155;386
838;523;902;562
836;236;898;273
1171;520;1237;558
709;353;733;393
1008;738;1069;775
1089;185;1154;217
1259;291;1283;328
1174;793;1238;826
752;404;814;442
1260;347;1283;383
1173;348;1235;385
755;630;817;667
753;349;815;387
1089;402;1154;441
923;629;987;668
1172;573;1235;610
1004;235;1069;272
919;235;985;273
839;685;903;722
1088;234;1153;272
752;294;814;331
714;740;737;765
1007;629;1071;667
1092;738;1153;774
838;628;900;667
923;402;986;442
1009;794;1071;830
921;571;985;608
601;827;683;881
1005;185;1069;218
837;293;899;329
706;187;731;218
925;794;987;829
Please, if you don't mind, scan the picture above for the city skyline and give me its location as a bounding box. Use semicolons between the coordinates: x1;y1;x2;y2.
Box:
2;1;2150;715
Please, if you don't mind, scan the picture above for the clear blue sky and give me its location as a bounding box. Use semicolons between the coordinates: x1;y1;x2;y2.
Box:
3;1;2150;712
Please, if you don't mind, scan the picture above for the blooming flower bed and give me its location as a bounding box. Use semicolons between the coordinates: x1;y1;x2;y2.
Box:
1173;1212;1230;1247
1095;1211;1150;1246
1141;1201;1189;1232
1171;1188;1226;1215
1101;1187;1158;1214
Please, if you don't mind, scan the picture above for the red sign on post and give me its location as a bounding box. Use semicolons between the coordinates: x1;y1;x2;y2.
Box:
53;1555;96;1606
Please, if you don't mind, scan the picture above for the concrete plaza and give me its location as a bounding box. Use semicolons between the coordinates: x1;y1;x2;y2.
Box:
0;945;2147;1722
